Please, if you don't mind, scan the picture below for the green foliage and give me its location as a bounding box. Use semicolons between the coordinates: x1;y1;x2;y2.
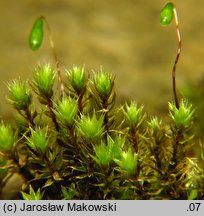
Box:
94;72;113;98
77;112;104;141
32;64;56;99
114;148;138;177
0;122;16;153
1;64;203;200
54;96;78;126
92;140;113;167
123;102;146;127
1;7;204;200
61;184;76;200
67;66;86;93
25;127;50;154
21;185;44;200
169;100;194;129
7;80;31;110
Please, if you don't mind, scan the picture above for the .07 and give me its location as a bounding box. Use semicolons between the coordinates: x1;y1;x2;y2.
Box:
187;203;201;212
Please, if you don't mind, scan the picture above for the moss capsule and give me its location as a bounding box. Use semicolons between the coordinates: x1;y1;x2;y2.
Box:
29;18;44;50
160;2;174;26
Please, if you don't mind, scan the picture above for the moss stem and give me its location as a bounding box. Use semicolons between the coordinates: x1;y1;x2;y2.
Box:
47;98;60;132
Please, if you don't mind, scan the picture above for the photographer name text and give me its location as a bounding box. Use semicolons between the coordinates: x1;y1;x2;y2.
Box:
3;202;117;213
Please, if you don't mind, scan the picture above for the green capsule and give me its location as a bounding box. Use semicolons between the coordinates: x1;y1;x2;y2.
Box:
160;2;174;26
29;18;44;50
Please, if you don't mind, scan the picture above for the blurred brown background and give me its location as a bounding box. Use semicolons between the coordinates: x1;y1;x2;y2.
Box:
0;0;204;120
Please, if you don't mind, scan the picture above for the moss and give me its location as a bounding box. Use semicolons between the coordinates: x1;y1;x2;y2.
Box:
0;3;203;200
0;65;203;200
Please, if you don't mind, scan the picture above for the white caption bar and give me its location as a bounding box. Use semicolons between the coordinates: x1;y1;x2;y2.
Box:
0;200;203;216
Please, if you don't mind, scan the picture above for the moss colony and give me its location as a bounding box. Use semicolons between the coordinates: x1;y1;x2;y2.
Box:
0;2;204;199
0;64;203;200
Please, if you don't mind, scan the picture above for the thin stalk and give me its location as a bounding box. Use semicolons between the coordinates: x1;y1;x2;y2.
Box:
78;92;84;114
102;98;109;133
17;108;35;128
130;126;138;153
40;16;65;96
25;107;35;128
172;129;182;168
172;6;181;109
47;98;60;132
